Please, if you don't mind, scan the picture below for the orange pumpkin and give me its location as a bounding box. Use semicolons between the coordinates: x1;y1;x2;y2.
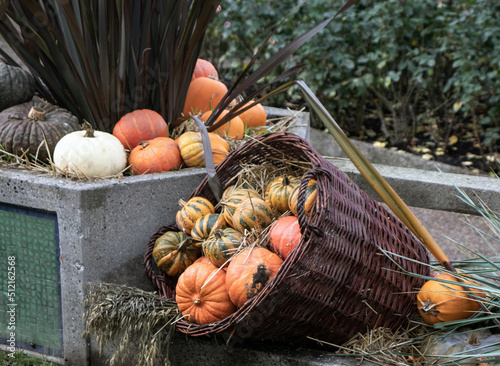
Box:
192;256;213;266
225;247;283;307
128;137;182;175
238;101;267;131
201;109;245;140
175;262;236;324
176;131;230;167
191;58;218;81
183;77;228;116
113;109;168;150
417;272;486;325
268;216;302;259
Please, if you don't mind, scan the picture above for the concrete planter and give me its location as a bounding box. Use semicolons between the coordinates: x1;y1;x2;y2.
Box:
0;108;309;365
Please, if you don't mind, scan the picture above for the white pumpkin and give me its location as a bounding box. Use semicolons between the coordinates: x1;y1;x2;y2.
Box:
53;129;127;178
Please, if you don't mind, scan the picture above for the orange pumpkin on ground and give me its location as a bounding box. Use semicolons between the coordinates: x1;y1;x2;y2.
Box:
113;109;168;150
128;137;181;175
176;131;230;167
417;272;486;325
201;109;245;140
237;101;267;131
225;247;283;308
191;59;218;81
176;262;236;324
268;216;302;259
183;77;228;116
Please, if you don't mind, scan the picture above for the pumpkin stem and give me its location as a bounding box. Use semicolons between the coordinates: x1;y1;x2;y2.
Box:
282;174;290;186
28;106;46;121
177;235;193;252
178;199;187;208
193;298;201;305
84;128;95;138
213;229;224;239
138;140;150;149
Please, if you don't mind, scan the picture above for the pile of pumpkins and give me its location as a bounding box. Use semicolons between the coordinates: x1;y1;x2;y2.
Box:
152;175;488;326
152;174;318;324
0;59;266;179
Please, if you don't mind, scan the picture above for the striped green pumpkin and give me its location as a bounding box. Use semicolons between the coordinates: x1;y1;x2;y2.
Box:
176;196;215;235
264;175;300;216
288;179;317;216
153;231;200;276
222;188;261;227
203;228;243;267
191;213;228;241
232;197;273;232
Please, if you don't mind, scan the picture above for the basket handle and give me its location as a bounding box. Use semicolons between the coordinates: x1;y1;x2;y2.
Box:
296;167;332;237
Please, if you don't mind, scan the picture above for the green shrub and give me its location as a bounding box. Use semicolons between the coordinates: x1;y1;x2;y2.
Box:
204;0;500;157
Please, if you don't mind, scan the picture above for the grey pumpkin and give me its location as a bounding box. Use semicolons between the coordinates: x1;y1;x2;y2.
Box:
0;100;81;162
0;61;36;111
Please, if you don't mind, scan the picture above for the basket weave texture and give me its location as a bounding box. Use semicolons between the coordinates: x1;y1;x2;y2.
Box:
145;131;429;345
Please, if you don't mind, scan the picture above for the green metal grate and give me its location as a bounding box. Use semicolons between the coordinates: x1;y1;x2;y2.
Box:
0;203;63;357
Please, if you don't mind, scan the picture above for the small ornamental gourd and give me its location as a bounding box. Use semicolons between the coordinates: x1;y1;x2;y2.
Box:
153;231;200;277
0;62;36;111
113;109;168;150
265;175;301;216
128;137;182;175
191;58;219;81
231;197;273;233
0;100;80;162
203;228;243;268
268;216;302;259
191;213;228;241
183;77;228;116
417;272;486;325
176;131;230;167
225;247;283;308
53;129;128;178
201;109;245;140
221;188;261;227
221;183;254;201
288;179;317;216
176;197;215;235
175;262;236;324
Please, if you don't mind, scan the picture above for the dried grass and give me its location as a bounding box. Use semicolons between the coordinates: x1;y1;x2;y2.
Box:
308;323;429;366
83;282;181;366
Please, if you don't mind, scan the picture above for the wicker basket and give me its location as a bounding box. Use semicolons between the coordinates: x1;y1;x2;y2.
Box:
144;131;429;345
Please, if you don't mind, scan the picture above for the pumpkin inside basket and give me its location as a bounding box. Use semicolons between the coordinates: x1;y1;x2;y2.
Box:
144;131;429;345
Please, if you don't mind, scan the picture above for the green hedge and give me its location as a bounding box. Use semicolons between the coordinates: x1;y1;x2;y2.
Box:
203;0;500;155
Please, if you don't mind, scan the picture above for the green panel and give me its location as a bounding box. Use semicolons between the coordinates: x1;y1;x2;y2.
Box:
0;203;63;357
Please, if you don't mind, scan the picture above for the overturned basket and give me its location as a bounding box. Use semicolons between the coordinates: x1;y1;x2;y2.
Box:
145;131;429;345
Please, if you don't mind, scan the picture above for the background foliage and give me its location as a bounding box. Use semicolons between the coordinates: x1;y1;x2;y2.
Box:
203;0;500;171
